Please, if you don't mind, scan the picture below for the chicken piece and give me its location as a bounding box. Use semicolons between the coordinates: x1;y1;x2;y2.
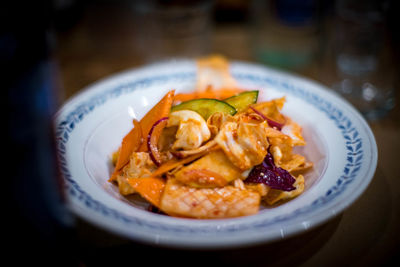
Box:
117;152;157;195
117;175;136;195
122;152;156;178
167;110;211;151
160;179;260;219
214;121;270;170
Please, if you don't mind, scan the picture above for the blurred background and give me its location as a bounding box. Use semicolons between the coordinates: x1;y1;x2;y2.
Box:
51;0;399;120
3;0;399;266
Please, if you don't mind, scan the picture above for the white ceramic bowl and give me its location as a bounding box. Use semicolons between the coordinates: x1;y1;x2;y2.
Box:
54;59;377;248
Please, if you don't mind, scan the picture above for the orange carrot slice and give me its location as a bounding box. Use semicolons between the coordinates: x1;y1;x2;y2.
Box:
138;90;175;152
109;119;142;182
127;177;166;208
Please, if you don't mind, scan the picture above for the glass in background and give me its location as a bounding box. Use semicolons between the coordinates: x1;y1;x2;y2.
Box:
249;0;322;71
132;0;215;62
331;0;395;120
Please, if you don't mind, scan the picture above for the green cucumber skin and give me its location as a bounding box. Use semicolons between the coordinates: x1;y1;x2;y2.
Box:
224;90;259;112
171;98;236;119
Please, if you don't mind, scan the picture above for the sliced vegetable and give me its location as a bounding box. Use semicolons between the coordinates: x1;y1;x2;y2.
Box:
250;106;285;131
109;119;143;182
250;97;286;130
127;177;166;208
225;90;259;113
245;152;296;191
171;98;236;120
174;87;244;104
138;90;175;152
151;152;208;177
171;139;218;158
147;117;169;166
174;150;242;187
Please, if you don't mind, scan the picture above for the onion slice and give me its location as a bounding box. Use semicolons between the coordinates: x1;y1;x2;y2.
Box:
171;140;218;159
147;117;169;166
249;106;285;131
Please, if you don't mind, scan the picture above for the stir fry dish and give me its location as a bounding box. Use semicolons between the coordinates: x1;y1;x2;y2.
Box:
109;55;313;219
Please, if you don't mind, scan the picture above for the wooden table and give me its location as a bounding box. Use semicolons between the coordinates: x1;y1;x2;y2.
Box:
54;3;400;266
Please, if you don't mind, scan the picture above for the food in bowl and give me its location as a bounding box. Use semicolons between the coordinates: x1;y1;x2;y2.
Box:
108;55;313;219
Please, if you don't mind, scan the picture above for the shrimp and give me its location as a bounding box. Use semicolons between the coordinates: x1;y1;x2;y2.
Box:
167;110;211;151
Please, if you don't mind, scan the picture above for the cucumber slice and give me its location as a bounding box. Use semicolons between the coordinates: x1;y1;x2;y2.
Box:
171;98;236;119
224;90;259;112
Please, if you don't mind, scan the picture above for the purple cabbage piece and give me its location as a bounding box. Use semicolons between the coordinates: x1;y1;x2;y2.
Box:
245;152;296;191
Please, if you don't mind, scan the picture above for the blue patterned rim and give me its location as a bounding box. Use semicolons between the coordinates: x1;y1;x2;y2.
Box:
55;66;374;238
